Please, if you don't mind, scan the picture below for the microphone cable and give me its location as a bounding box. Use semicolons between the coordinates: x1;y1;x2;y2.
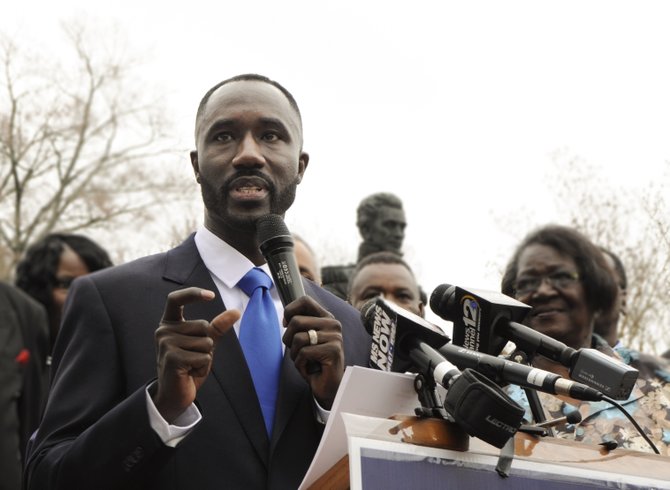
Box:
600;395;660;454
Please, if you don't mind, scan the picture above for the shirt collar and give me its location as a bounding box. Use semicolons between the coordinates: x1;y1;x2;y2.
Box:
194;226;271;289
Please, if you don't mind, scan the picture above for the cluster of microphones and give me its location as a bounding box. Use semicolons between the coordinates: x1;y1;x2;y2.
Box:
362;286;647;450
255;214;654;452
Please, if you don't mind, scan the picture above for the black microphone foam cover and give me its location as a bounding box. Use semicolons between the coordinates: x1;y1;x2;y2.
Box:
566;411;582;425
255;213;306;305
256;214;290;245
360;299;378;336
429;283;454;317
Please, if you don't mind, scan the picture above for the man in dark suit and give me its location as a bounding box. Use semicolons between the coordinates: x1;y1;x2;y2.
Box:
25;74;371;490
0;282;49;490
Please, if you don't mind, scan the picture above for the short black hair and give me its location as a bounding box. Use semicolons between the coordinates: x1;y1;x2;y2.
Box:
501;224;617;315
348;251;416;295
15;233;113;315
195;73;302;138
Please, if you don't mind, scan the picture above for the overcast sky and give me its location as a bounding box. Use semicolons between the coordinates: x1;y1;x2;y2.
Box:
4;1;670;333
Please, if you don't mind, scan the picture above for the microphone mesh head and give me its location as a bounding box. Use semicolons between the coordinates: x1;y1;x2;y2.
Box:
256;214;290;244
359;299;379;335
429;283;453;316
566;410;582;425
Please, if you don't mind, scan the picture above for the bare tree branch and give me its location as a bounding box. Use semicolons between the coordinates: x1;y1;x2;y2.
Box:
0;21;191;279
544;151;670;354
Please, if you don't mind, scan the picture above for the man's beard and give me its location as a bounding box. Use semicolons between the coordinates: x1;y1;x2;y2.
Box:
200;171;299;230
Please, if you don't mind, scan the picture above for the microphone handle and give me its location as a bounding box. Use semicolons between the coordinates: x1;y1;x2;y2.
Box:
263;247;322;375
439;344;604;402
438;344;561;393
264;249;306;303
406;338;461;389
501;321;577;367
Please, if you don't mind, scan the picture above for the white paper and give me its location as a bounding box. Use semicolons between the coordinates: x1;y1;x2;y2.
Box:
298;366;423;489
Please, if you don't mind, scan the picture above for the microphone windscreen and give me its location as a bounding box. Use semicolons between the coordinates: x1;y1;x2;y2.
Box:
256;214;290;244
429;283;453;316
359;299;379;336
566;410;582;425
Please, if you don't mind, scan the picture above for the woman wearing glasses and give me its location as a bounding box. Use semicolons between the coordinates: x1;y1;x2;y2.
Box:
500;224;670;455
16;233;113;352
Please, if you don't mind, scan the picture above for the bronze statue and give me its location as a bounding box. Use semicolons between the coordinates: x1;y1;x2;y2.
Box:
322;192;406;299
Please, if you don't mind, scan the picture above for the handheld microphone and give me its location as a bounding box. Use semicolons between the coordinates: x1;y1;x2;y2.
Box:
256;214;319;373
430;284;638;400
361;298;525;448
256;214;306;303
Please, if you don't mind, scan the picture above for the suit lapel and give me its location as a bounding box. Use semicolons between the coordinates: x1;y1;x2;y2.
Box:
163;236;270;466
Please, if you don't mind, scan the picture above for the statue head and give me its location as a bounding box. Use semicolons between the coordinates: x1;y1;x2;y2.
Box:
356;193;406;256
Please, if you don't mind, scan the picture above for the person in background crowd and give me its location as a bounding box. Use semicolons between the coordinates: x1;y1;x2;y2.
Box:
15;233;113;350
321;192;407;299
593;247;627;349
347;251;424;318
594;247;670;382
25;74;370;490
293;233;321;285
0;283;49;490
501;224;670;455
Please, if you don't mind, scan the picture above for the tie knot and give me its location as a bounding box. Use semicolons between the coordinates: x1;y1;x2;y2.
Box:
238;267;273;297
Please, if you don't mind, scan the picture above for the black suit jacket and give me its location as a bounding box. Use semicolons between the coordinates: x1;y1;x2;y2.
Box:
0;283;49;490
25;236;370;490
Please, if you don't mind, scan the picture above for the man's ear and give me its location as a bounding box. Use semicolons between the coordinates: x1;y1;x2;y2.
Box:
359;226;372;241
190;151;200;183
296;152;309;183
418;302;426;319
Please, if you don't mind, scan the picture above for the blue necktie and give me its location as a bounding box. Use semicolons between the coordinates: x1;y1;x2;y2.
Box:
237;268;282;436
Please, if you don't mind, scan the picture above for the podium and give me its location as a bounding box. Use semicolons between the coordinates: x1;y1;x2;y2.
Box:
300;367;670;489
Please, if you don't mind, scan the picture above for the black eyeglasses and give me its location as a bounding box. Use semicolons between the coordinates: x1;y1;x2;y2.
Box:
513;271;580;297
53;277;75;290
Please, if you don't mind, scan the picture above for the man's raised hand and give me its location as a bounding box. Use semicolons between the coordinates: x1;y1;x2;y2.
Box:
153;287;240;423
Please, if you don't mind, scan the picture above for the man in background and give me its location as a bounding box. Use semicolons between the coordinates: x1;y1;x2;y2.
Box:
593;247;627;348
347;251;424;318
293;233;321;285
595;247;670;380
0;282;49;490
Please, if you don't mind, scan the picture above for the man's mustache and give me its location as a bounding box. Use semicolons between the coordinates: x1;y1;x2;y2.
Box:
222;170;275;195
